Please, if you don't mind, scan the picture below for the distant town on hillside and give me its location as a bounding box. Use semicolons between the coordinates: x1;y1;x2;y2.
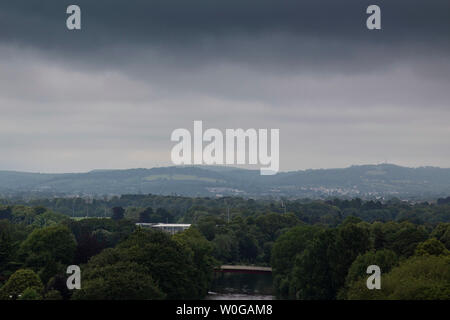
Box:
1;164;450;201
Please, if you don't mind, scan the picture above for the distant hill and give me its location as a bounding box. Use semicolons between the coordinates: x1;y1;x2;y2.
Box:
1;164;450;200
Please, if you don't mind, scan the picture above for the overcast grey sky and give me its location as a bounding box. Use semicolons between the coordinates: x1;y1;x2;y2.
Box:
0;0;449;172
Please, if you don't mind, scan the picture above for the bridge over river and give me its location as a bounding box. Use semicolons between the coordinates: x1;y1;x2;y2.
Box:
215;265;272;274
208;265;274;299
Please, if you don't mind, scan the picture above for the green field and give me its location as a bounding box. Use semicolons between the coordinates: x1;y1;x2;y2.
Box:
144;174;224;183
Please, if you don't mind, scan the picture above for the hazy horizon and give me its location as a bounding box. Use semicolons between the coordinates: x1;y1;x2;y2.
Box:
1;162;449;175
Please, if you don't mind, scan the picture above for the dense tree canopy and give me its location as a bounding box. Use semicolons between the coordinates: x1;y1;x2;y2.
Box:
0;269;43;300
1;195;450;300
345;254;450;300
72;261;164;300
72;228;214;300
272;219;449;300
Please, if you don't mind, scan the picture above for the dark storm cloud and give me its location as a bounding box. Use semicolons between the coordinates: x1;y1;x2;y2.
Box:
2;1;449;40
2;0;448;98
0;0;449;70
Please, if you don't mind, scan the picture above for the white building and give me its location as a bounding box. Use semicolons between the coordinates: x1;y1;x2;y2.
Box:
136;223;191;235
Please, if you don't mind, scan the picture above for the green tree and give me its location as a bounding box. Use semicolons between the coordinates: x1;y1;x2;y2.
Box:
212;233;239;263
387;222;428;257
255;213;299;242
346;255;450;300
72;261;164;300
339;249;398;299
111;207;125;221
326;222;371;296
271;225;321;297
236;231;259;263
44;290;63;300
291;222;371;300
291;229;337;300
78;229;212;299
174;227;216;297
19;225;77;283
31;211;68;228
0;225;14;273
415;238;449;256
138;207;152;223
431;223;450;250
116;229;197;298
0;206;12;220
197;216;222;241
155;208;173;223
33;206;47;215
345;249;398;285
18;287;42;300
0;269;43;300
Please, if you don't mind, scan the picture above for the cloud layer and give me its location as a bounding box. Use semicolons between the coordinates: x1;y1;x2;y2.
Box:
0;0;449;172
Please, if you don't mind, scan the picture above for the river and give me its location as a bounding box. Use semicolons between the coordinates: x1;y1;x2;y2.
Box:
205;272;275;300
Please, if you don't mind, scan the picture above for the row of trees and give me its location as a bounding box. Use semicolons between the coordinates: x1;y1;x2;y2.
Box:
0;205;215;300
1;195;450;300
72;228;214;299
2;195;450;225
271;218;450;299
